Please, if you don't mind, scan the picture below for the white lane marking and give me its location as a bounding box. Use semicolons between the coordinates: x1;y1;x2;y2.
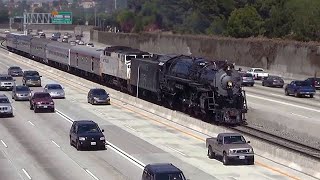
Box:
105;140;145;170
51;140;61;148
124;124;137;132
22;168;32;180
84;169;100;180
28;121;35;126
291;113;310;119
55;109;146;170
247;94;320;113
166;146;186;156
270;93;283;97
1;140;8;148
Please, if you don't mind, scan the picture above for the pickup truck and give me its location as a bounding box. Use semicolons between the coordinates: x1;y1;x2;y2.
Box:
246;68;269;80
285;80;316;98
206;133;254;165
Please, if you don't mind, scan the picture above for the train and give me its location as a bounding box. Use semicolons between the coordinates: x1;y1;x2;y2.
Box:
4;33;248;125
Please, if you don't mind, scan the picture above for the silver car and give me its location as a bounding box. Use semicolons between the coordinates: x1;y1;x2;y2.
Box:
0;74;15;90
43;84;65;99
24;76;41;87
0;94;13;117
12;85;32;101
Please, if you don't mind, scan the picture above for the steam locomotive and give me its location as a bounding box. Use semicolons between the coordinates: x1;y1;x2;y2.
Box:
4;33;248;125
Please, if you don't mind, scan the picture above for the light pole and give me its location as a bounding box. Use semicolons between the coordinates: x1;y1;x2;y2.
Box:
136;64;140;98
115;0;117;10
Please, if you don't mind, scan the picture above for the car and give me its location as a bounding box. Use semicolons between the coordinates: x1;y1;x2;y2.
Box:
142;163;187;180
0;94;13;117
0;74;15;90
305;77;320;90
70;41;76;46
22;70;41;87
8;66;23;77
240;72;254;86
246;68;269;80
52;32;61;38
23;76;42;87
29;92;55;113
87;88;110;105
285;80;316;98
78;40;85;45
86;43;94;47
43;84;65;99
69;120;106;150
39;33;46;38
12;85;32;101
262;75;284;88
62;38;68;43
4;30;10;34
50;37;58;41
206;133;254;165
64;32;72;38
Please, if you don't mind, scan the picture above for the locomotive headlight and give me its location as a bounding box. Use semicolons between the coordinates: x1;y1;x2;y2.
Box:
227;81;233;87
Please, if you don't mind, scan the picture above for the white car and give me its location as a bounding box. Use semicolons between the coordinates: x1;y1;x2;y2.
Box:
78;41;85;45
86;43;94;47
246;68;269;80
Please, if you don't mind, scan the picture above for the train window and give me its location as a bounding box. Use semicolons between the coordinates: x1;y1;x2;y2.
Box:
91;61;94;72
76;58;79;67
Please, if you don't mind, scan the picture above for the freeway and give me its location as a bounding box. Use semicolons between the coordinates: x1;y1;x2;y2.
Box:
0;50;318;180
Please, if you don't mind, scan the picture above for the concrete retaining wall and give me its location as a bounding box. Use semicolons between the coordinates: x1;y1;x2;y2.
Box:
91;30;320;77
8;52;320;179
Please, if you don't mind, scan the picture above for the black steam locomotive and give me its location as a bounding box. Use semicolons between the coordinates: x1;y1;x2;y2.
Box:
130;55;248;125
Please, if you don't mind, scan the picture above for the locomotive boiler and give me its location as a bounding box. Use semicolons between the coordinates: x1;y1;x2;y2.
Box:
131;55;248;125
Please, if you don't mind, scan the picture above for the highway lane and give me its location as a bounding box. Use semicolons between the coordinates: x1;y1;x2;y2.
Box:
0;51;318;179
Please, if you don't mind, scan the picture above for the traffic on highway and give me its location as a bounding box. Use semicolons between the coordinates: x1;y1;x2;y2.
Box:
0;32;319;180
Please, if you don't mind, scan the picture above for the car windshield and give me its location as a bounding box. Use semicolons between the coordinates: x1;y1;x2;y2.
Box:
92;89;107;95
0;76;13;80
34;93;51;98
27;76;40;80
224;136;246;144
25;71;39;76
254;69;263;72
156;173;186;180
0;98;9;103
296;81;311;86
10;67;21;70
16;86;30;91
78;124;100;133
270;76;282;80
48;84;62;89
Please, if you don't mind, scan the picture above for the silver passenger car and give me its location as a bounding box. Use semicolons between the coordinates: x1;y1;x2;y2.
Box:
43;84;65;99
46;41;72;65
0;74;15;90
12;85;32;101
0;94;13;117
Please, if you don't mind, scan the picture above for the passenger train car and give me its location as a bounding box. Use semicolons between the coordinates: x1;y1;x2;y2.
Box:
5;33;247;125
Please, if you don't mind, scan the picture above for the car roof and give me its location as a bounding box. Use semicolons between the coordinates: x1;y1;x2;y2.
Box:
74;120;96;125
0;94;8;98
145;163;182;174
46;83;61;86
9;66;21;68
219;133;243;137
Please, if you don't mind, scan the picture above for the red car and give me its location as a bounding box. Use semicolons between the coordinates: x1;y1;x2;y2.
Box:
29;92;55;113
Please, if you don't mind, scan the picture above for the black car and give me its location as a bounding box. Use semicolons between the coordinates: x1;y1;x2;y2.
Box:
305;77;320;90
142;163;187;180
69;120;106;150
8;66;23;77
87;88;110;105
262;76;284;88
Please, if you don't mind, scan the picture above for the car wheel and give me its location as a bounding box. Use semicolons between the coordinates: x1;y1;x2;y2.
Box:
207;146;215;159
9;113;13;117
310;94;314;98
247;157;254;165
87;97;90;103
30;103;34;110
222;152;229;165
262;82;264;86
76;141;81;151
34;107;38;113
285;89;289;96
294;91;300;97
51;108;55;113
69;136;73;146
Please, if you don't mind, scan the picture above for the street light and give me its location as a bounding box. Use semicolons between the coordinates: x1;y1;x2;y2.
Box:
136;64;140;98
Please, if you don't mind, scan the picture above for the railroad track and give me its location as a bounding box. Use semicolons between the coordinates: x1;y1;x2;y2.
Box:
1;37;320;162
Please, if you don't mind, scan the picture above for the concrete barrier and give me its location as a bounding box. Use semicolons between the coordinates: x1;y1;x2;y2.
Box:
8;52;320;179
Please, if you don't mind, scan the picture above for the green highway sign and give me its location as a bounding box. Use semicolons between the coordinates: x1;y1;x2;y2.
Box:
51;11;72;24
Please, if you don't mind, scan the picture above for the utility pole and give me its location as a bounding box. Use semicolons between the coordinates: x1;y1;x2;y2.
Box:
94;6;97;26
114;0;117;10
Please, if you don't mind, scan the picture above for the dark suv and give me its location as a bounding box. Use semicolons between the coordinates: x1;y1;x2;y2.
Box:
142;163;187;180
29;92;55;113
69;120;106;151
8;66;23;77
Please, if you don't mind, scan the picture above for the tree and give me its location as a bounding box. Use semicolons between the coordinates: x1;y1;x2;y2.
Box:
227;6;264;38
116;10;136;32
